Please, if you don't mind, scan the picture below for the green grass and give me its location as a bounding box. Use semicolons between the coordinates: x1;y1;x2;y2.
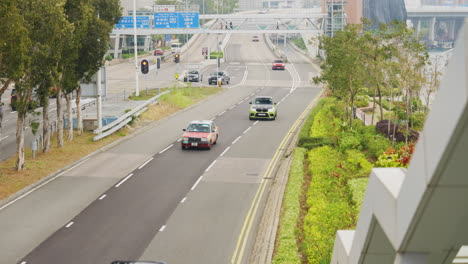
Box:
128;88;169;101
159;87;222;108
272;148;306;264
292;37;307;50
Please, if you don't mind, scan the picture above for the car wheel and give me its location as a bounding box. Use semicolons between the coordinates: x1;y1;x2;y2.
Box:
207;144;211;150
227;80;230;84
181;145;185;150
213;135;218;145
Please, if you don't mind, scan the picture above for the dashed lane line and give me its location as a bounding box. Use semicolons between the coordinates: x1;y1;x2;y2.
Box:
65;222;74;228
98;194;107;200
191;176;204;191
232;136;242;144
159;144;174;154
220;146;231;157
138;157;154;170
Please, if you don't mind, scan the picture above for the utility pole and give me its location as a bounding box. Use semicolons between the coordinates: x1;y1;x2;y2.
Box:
133;0;140;96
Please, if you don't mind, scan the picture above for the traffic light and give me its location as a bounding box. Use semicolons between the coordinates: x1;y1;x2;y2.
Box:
174;54;180;63
141;59;149;74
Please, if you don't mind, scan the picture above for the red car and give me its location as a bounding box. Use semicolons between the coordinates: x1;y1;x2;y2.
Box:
154;49;164;56
181;120;219;150
272;59;285;70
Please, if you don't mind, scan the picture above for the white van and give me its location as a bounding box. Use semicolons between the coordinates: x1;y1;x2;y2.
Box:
171;43;182;54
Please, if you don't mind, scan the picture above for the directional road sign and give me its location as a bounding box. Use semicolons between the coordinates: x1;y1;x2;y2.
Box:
153;12;199;29
115;16;150;29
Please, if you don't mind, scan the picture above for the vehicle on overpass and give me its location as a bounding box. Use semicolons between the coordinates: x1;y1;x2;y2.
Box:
249;96;277;120
252;35;260;42
272;59;285;70
208;71;230;85
181;120;219;150
184;70;203;82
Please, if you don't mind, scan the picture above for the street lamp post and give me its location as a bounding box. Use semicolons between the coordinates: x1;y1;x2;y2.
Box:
133;0;139;97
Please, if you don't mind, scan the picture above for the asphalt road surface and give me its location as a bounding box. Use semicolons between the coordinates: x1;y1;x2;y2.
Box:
0;33;321;264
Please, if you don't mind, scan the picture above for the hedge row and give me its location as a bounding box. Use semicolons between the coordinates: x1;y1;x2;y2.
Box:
272;148;307;264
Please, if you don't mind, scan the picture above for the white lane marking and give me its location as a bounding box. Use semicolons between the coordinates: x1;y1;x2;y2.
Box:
0;158;90;212
20;262;26;264
159;144;173;154
138;157;154;169
10;111;16;114
25;127;29;130
250;93;255;96
177;138;182;142
0;136;8;141
218;110;226;116
180;197;187;203
229;105;236;110
115;173;134;188
191;176;204;190
220;146;231;157
277;102;281;105
205;160;217;172
244;97;249;101
239;100;245;104
243;127;252;134
1;119;8;123
253;121;259;125
159;225;166;232
232;136;242;144
65;222;74;228
49;108;57;112
99;194;107;200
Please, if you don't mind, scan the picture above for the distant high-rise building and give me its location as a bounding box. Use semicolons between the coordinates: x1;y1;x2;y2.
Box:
363;0;407;25
239;0;262;10
322;0;363;25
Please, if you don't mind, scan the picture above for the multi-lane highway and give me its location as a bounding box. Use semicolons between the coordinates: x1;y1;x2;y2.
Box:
0;33;321;264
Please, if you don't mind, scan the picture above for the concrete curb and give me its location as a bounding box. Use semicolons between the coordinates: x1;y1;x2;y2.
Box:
0;87;230;210
248;88;326;264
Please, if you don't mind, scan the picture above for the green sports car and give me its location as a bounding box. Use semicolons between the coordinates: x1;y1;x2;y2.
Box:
249;96;277;120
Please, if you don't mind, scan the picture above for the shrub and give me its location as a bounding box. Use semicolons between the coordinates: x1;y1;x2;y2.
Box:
375;120;419;142
375;143;415;168
343;149;373;179
303;146;356;264
298;137;336;150
338;131;362;152
365;135;391;159
272;148;306;264
310;99;344;139
348;178;369;211
411;111;427;131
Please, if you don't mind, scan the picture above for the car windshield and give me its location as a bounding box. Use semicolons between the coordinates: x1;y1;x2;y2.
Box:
188;71;198;74
274;60;283;63
255;98;272;105
187;123;211;132
211;72;224;76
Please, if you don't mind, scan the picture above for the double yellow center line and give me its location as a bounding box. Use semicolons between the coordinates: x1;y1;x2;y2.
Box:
230;91;323;264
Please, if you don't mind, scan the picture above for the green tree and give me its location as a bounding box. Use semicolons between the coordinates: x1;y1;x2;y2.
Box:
314;24;367;128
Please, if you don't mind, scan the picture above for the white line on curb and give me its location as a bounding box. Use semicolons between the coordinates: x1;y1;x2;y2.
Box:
115;173;134;188
159;225;166;232
159;144;173;154
191;176;203;190
65;222;74;228
181;197;187;203
138;157;154;169
232;136;242;144
205;160;217;172
220;146;231;157
98;194;107;200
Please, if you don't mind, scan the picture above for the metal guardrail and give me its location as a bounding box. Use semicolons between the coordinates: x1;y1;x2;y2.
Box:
93;90;170;141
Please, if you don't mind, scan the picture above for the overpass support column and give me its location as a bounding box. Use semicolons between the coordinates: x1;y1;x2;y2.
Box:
429;17;436;44
416;19;421;36
114;34;120;59
394;253;428;264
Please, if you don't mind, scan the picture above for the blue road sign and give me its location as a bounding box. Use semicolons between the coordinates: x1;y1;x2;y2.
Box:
115;16;150;29
178;12;199;28
165;34;172;42
153;12;199;29
154;13;179;28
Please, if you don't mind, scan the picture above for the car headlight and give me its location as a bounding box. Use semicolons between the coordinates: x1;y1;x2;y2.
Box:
268;107;275;112
201;138;208;142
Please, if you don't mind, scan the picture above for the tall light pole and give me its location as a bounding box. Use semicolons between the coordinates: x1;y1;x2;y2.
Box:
133;0;140;96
